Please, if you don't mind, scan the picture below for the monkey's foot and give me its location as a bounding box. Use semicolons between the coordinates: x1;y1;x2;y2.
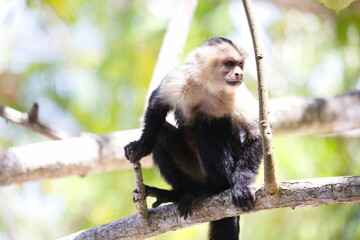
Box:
177;192;194;220
142;185;180;208
132;189;146;203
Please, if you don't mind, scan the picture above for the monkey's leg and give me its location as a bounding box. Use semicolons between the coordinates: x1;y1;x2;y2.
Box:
152;122;203;219
142;185;181;208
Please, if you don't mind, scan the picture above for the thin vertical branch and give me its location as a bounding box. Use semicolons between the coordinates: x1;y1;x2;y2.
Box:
242;0;278;194
132;162;148;218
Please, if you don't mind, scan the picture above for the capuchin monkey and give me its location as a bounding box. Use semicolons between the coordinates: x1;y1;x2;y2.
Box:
124;37;263;240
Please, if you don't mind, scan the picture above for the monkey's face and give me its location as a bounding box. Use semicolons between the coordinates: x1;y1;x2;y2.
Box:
221;59;244;87
190;42;246;94
210;49;245;93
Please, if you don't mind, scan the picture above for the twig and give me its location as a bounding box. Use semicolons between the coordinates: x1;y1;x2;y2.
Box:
132;162;148;218
0;103;72;140
58;176;360;240
242;0;278;194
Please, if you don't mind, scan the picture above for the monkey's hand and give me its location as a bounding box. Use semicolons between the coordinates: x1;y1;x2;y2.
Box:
124;140;148;163
231;185;255;212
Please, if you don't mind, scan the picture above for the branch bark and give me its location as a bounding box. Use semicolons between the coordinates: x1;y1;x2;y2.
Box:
132;162;149;218
0;103;72;140
269;91;360;135
243;0;278;194
0;129;151;186
1;92;360;186
57;176;360;240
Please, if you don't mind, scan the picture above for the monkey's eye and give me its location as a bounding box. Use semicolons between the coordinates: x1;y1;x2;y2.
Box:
239;61;244;68
224;60;236;68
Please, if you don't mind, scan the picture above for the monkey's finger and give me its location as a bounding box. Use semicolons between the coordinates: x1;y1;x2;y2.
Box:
152;200;162;208
131;155;143;163
178;204;192;220
124;145;130;160
179;210;188;220
181;209;192;220
128;151;140;163
124;143;135;160
235;196;255;212
231;194;241;207
241;200;254;212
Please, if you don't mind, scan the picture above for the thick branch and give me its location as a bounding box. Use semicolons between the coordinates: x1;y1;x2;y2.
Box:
58;176;360;240
0;92;359;186
243;0;278;193
0;129;151;186
270;91;360;135
0;103;72;140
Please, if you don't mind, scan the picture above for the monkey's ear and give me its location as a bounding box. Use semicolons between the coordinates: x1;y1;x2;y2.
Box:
185;49;202;64
240;48;248;59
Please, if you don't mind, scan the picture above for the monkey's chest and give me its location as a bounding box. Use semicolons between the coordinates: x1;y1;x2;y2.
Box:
179;96;233;124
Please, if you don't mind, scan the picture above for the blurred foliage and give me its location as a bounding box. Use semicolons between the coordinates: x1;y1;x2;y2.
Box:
317;0;359;14
0;0;359;239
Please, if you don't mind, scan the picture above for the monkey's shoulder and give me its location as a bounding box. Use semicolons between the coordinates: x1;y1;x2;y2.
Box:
158;67;189;105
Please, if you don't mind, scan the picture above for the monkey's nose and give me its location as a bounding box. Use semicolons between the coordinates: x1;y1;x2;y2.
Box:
235;73;243;79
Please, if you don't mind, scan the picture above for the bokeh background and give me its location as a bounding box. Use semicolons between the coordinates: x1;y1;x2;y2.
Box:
0;0;360;239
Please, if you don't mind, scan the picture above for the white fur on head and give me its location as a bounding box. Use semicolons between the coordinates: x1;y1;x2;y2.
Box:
184;39;246;94
158;38;259;135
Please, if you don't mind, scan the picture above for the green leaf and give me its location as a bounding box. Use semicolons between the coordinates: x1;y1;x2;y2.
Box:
317;0;359;14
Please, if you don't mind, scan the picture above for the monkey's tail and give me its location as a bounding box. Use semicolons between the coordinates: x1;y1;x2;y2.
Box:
209;216;240;240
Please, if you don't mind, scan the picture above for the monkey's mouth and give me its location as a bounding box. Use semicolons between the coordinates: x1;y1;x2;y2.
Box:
226;80;241;86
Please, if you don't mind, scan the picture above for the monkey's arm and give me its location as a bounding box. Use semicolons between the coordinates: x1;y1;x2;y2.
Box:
124;87;170;163
230;136;262;211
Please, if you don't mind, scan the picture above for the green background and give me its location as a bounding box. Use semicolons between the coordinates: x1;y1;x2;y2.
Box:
0;0;359;239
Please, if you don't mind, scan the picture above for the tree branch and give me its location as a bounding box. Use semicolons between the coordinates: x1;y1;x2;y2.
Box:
0;129;150;186
57;176;360;240
270;91;360;135
243;0;278;194
0;92;359;186
0;103;72;140
132;162;149;218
